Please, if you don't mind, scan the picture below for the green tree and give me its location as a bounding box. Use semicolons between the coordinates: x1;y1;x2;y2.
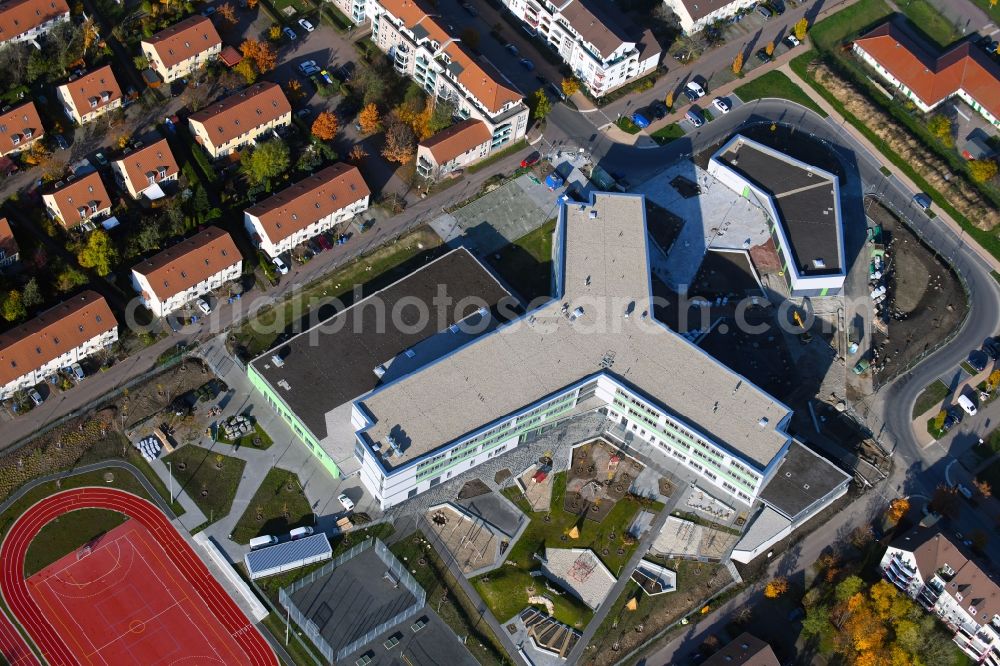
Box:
531;89;552;121
927;114;954;147
77;229;119;277
969;159;998;183
834;575;864;603
1;289;25;322
241;139;290;188
21;278;43;309
133;55;149;70
427;100;454;135
54;264;87;292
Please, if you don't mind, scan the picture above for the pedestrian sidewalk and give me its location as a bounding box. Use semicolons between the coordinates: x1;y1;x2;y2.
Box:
146;456;207;532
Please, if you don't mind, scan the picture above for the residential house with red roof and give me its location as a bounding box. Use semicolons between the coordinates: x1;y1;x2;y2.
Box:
110;137;180;200
131;227;242;317
188;82;291;158
0;217;18;272
55;65;123;125
0;291;117;399
141;15;222;84
368;0;529;150
416;119;492;179
41;171;112;229
0;101;44;157
854;22;1000;129
0;0;69;46
500;0;660;97
244;163;370;259
662;0;756;35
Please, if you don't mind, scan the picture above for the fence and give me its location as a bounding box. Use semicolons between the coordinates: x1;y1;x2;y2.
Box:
278;538;427;662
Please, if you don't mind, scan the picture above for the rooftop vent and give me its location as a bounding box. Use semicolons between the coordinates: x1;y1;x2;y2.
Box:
374;364;386;378
588;210;598;219
813;258;826;269
758;417;769;427
271;354;285;367
277;379;291;390
387;435;404;457
570;306;584;320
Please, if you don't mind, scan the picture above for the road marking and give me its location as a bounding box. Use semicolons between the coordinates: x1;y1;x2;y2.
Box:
955;106;971;121
989;25;1000;35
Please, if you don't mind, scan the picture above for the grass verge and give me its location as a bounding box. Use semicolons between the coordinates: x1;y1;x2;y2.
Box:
896;0;963;47
733;70;827;117
163;445;246;524
912;379;951;418
230;468;314;545
483;218;556;303
25;508;128;576
650;123;684;145
391;531;512;665
616;116;641;134
467;138;529;174
217;421;275;451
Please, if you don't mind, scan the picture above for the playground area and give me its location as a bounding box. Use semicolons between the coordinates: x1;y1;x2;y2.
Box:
564;441;644;523
650;515;740;561
425;504;509;575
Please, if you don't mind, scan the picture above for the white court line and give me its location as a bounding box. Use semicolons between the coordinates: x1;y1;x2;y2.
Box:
955;106;972;121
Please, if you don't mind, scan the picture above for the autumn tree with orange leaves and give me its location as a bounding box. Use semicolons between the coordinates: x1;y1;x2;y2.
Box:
240;38;277;75
358;103;381;134
311;111;338;141
381;120;415;164
348;145;368;163
885;497;909;525
216;2;237;24
763;577;788;598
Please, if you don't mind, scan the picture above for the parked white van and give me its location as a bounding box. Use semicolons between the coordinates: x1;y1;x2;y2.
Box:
249;535;278;550
289;526;314;540
958;394;978;416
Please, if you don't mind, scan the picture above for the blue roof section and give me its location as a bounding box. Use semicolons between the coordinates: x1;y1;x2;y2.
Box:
244;533;332;575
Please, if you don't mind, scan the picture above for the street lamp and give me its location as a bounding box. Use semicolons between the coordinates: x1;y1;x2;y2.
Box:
167;461;173;503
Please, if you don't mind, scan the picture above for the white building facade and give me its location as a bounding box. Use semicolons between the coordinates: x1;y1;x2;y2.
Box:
0;0;70;47
499;0;660;96
662;0;755;35
367;0;529;149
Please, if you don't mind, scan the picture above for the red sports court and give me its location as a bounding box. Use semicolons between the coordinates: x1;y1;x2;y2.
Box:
27;520;253;665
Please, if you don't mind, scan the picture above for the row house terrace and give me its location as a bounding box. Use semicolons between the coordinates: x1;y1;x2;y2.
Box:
0;0;69;47
55;65;122;125
187;82;292;159
42;170;111;229
368;0;528;149
141;15;222;84
0;101;43;157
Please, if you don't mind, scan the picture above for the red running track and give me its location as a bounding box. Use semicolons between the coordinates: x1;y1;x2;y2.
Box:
0;487;278;666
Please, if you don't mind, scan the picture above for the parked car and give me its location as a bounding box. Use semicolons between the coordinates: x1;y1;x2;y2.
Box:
957;483;974;500
316;234;333;251
685;108;704;127
69;362;85;381
298;18;314;32
28;388;43;406
756;4;773;19
54;134;68;150
520;152;541;168
290;526;313;540
711;96;731;113
201;5;216;15
630;112;650;129
769;0;785;15
336;62;355;81
984;337;1000;359
786;35;801;47
968;349;989;372
298;60;319;75
307;238;323;255
338;493;355;511
272;255;290;275
547;82;566;101
942;408;960;432
196;298;212;315
685;80;706;98
249;535;278;550
295;108;312;119
520;58;535;71
93;151;109;167
756;48;774;63
505;43;519;56
283;26;297;41
649;100;668;119
913;192;932;210
958;393;979;416
461;1;478;15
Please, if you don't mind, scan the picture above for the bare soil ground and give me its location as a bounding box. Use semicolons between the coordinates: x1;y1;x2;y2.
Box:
565;441;644;523
122;359;214;429
866;198;967;383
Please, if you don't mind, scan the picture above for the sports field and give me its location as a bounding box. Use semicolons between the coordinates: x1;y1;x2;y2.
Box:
0;487;278;666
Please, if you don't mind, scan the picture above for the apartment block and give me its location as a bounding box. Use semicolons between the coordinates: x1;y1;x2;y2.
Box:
368;0;528;149
663;0;756;35
0;291;117;399
42;171;111;229
188;82;292;158
55;65;123;125
141;15;222;84
0;0;69;46
500;0;659;97
244;162;370;259
854;22;1000;129
882;527;1000;665
415;119;492;179
0;101;44;157
131;227;242;317
111;137;180;200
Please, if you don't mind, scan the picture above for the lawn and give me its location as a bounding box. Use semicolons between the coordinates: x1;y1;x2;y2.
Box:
484;218;556;303
232;227;443;357
230;468;314;545
733;71;828;117
616;116;642;134
391;532;511;666
467;138;529;174
216;421;274;451
808;0;892;51
472;472;646;627
25;508;128;577
912;379;951;418
585;560;731;665
163;445;246;524
897;0;963;48
651;123;684;145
